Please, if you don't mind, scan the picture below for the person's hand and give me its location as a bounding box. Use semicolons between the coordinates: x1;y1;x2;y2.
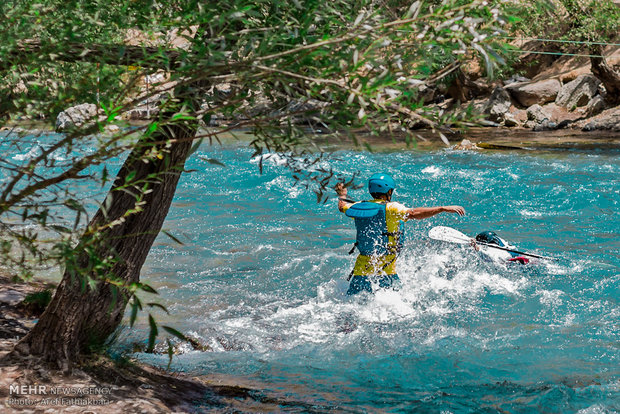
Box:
334;182;348;198
443;205;465;216
470;239;480;251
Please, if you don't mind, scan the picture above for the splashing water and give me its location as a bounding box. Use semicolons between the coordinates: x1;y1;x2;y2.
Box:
5;131;618;412
125;142;619;412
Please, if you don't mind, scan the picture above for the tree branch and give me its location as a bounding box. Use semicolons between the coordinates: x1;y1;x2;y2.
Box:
3;40;182;71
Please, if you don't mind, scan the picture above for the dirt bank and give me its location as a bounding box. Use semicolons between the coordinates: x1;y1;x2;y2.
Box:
0;275;330;413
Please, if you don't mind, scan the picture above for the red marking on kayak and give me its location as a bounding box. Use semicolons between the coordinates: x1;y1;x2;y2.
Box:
508;256;530;265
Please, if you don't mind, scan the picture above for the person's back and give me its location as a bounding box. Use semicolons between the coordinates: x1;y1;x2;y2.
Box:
335;173;465;295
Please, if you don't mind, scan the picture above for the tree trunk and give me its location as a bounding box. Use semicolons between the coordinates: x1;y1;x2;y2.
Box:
16;116;196;370
590;44;620;105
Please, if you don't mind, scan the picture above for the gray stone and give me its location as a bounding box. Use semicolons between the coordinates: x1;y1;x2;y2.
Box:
504;75;530;85
124;105;160;120
454;139;479;150
526;104;551;123
0;289;25;305
556;74;601;110
104;124;121;133
585;95;606;117
503;113;519;127
506;79;561;107
533;120;558;131
582;122;597;131
483;87;512;122
55;103;97;131
580;107;620;132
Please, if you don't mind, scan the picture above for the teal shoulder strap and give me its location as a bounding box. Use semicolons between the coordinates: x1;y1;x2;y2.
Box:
345;201;383;218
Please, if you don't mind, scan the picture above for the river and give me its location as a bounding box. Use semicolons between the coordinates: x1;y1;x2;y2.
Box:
129;136;618;413
3;130;619;412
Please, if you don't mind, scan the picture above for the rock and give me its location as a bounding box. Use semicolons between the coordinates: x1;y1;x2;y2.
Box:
503;75;530;85
585;95;606;117
200;113;222;127
533;120;558;131
506;79;561;107
123;105;160;120
503;113;519;127
0;126;25;135
526;104;551;123
579;107;620;131
418;84;439;104
55;103;98;131
454;139;479;150
510;108;528;124
556;120;572;129
104;124;121;133
275;99;328;126
483;87;512;122
556;74;601;110
0;289;26;305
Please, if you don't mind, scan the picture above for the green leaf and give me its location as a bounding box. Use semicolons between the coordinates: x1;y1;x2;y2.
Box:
101;165;109;188
64;198;86;213
146;122;159;135
49;224;72;234
171;113;195;121
138;283;158;294
199;157;227;167
125;170;137;183
162;230;184;245
189;137;204;156
147;302;169;314
147;314;158;353
166;338;174;370
129;297;140;328
162;325;188;341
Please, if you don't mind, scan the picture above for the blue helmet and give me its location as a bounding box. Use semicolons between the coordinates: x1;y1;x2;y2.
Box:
368;173;395;195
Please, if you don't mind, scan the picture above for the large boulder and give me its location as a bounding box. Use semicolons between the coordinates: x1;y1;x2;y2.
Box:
585;95;606;117
526;104;551;123
55;103;97;131
556;74;601;110
482;87;512;123
581;107;620;132
525;104;554;130
506;79;561;107
503;113;519;127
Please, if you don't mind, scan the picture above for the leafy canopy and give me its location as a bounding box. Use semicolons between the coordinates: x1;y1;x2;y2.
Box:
1;0;511;352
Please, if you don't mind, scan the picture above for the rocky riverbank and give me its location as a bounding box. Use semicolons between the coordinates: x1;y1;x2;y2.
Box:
42;41;620;137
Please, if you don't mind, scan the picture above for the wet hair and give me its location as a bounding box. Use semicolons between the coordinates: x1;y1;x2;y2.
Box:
370;189;392;200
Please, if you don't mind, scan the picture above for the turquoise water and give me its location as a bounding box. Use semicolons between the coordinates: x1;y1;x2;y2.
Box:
132;142;619;413
3;132;619;412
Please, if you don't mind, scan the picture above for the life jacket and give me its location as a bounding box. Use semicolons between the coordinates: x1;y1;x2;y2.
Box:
345;201;404;256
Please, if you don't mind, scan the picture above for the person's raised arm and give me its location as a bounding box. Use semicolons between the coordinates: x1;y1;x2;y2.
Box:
335;183;353;212
406;205;465;220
